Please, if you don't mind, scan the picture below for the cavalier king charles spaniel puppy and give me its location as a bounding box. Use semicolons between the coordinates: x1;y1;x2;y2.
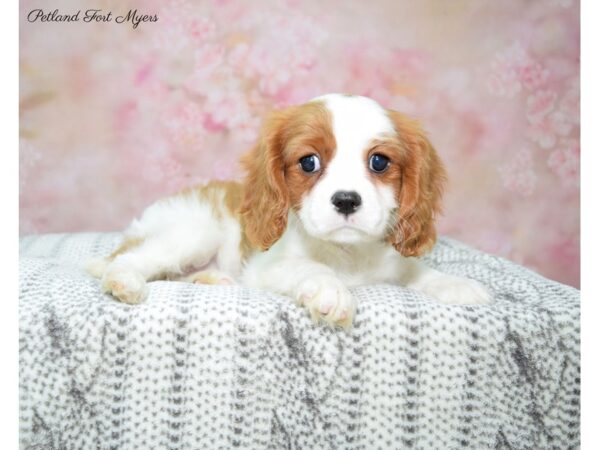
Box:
87;93;491;328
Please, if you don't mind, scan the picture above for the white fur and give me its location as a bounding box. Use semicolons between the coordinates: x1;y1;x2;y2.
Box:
299;94;397;244
89;94;491;328
94;191;244;301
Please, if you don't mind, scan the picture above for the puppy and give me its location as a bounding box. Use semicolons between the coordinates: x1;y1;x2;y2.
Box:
87;94;491;328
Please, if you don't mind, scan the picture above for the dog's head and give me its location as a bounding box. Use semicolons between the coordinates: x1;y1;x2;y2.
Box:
239;93;446;256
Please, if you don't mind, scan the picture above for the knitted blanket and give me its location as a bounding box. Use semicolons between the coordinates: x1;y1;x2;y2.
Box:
19;233;580;450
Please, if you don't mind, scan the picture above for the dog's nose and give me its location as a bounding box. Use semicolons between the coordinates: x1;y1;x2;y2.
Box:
331;191;362;215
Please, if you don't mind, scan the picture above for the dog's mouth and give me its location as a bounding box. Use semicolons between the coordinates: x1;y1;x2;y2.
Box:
326;212;387;236
297;206;388;244
322;225;379;244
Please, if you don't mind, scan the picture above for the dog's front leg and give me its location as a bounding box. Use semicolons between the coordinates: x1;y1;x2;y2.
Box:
243;257;356;329
399;258;492;305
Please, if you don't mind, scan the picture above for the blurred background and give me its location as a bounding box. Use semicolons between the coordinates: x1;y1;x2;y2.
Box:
19;0;580;287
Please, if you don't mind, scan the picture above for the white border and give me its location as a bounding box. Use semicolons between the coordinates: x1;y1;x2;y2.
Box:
1;0;19;446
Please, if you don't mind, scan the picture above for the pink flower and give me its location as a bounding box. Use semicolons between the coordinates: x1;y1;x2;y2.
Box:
527;116;558;149
134;61;155;87
235;116;261;143
519;61;549;91
113;100;138;135
487;42;549;97
526;90;557;123
389;49;429;80
160;157;186;187
189;43;225;83
188;17;217;42
202;84;257;135
227;42;251;72
153;6;216;53
145;153;188;192
210;158;238;180
549;110;574;137
153;21;190;53
258;68;293;97
487;42;528;97
487;73;521;97
268;80;323;107
526;94;574;149
236;13;326;98
560;78;580;121
202;114;227;133
498;148;538;196
547;139;580;187
164;102;205;147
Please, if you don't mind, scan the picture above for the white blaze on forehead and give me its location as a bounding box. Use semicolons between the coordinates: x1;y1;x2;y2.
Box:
311;94;396;153
296;94;398;243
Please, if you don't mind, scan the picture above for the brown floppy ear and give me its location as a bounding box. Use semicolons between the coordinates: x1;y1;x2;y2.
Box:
239;109;292;250
387;110;447;257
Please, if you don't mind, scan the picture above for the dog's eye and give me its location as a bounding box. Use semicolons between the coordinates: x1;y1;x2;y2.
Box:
369;154;390;173
299;154;321;173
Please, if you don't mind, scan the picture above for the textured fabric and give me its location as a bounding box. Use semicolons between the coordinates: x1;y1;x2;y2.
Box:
19;233;580;450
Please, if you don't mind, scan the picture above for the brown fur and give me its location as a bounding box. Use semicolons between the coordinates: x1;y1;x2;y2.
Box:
108;237;144;261
108;104;444;267
239;101;335;250
239;103;445;255
190;180;252;258
385;110;447;257
109;181;253;263
189;180;244;219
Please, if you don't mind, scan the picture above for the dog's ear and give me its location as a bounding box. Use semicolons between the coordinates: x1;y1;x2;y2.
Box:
239;109;293;251
386;110;447;257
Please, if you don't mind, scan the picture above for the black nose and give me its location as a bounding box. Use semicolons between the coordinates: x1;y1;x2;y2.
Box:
331;191;362;215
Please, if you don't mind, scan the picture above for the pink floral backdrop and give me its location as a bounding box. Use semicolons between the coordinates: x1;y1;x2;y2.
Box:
19;0;580;287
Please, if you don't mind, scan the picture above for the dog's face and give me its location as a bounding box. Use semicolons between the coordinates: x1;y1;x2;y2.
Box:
291;95;398;245
240;94;446;256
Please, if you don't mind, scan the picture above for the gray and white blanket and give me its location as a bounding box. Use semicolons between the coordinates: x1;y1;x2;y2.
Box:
19;233;580;450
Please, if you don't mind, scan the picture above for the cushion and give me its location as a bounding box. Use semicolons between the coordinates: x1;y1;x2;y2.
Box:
19;232;580;449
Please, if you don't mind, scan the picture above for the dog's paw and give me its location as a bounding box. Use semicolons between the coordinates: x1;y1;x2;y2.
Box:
296;276;356;329
419;275;492;305
85;257;109;279
102;268;148;304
